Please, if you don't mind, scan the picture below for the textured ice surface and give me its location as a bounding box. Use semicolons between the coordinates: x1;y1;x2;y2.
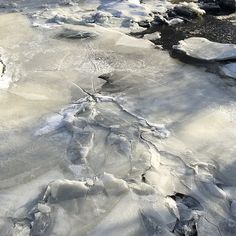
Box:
173;37;236;61
220;63;236;79
0;1;236;236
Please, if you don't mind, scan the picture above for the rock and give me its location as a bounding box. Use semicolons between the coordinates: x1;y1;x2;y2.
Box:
199;2;222;14
220;63;236;79
173;37;236;61
152;14;168;25
200;0;235;13
0;61;4;76
138;20;151;28
219;0;236;12
174;6;196;18
98;72;113;83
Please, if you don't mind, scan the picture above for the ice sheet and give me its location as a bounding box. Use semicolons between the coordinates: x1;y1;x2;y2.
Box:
0;2;236;236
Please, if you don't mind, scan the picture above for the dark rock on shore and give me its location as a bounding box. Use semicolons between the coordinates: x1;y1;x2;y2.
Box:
199;0;236;13
219;0;236;12
173;5;199;18
138;20;151;28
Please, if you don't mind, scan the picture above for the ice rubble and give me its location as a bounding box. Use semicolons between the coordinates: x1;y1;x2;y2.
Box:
97;0;153;22
31;70;236;235
173;37;236;61
0;1;236;236
32;0;154;32
27;0;207;34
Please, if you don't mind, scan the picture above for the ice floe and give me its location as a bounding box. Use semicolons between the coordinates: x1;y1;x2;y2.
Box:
173;37;236;61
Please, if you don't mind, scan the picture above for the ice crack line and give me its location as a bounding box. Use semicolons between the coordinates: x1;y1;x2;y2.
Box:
71;81;98;102
71;81;169;135
204;217;223;236
35;81;170;143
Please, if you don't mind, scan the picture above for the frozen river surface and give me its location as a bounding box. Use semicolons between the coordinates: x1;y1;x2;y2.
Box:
0;0;236;235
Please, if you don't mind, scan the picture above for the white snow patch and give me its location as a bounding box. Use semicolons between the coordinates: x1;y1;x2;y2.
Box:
143;32;161;41
176;2;205;16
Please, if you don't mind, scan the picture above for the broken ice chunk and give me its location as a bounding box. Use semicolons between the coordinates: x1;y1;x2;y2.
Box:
44;179;89;202
101;172;129;195
37;203;51;214
173;37;236;61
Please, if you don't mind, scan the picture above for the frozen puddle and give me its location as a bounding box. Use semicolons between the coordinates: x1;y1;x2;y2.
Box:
0;2;236;236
